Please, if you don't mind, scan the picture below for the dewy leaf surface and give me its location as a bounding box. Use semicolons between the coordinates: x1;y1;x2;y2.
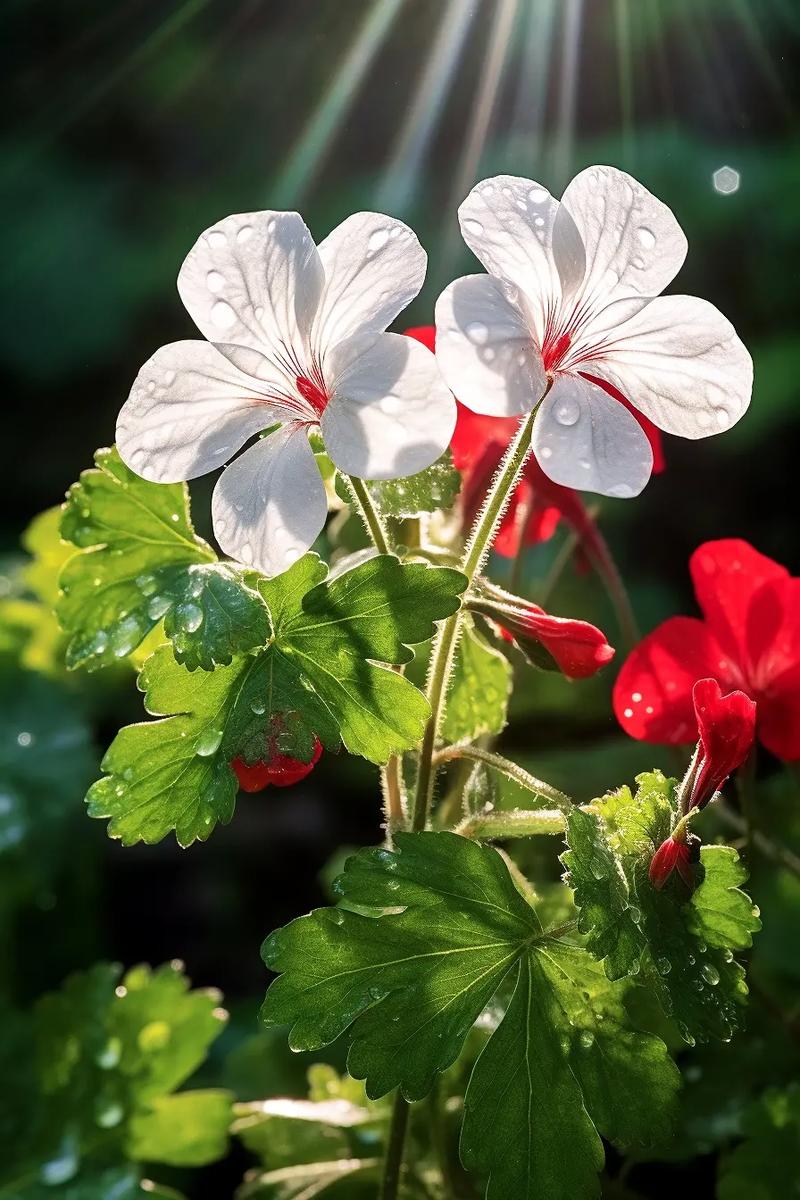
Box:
563;771;761;1043
58;447;270;672
365;449;461;518
261;831;679;1200
260;553;467;764
88;556;465;843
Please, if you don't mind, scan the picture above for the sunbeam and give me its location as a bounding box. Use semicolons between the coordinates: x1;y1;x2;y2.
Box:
376;0;478;214
271;0;405;207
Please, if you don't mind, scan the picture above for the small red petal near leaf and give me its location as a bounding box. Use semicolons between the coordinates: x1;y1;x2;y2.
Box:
649;836;690;890
491;600;614;680
232;737;322;793
689;678;756;810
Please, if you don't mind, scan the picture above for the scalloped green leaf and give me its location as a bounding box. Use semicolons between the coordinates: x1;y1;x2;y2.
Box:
563;771;761;1044
366;449;461;518
261;831;679;1200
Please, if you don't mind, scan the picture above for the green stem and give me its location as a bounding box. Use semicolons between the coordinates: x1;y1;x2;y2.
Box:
432;744;572;811
379;1089;411;1200
428;1079;457;1199
583;523;640;652
455;807;566;839
345;474;406;833
411;408;540;833
346;474;392;555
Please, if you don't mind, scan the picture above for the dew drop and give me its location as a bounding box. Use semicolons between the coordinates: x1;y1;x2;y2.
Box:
206;270;225;293
136;573;158;596
236;224;254;243
368;228;390;253
207;229;226;248
656;956;672;976
147;594;172;621
16;731;33;748
94;1097;124;1129
462;217;484;237
195;728;223;757
239;542;254;564
250;697;266;715
95;1036;122;1069
528;185;549;203
39;1135;79;1186
578;1029;595;1050
466;321;489;345
177;601;204;633
554;397;580;426
636;227;657;250
111;617;142;658
211;300;236;329
714;406;730;429
607;482;636;498
539;445;553;459
701;963;720;986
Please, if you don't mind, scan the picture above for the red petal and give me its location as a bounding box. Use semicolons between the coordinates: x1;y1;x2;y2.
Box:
231;757;273;793
689;540;788;681
690;678;756;809
613;616;730;744
758;663;800;762
264;737;323;787
403;324;436;353
521;607;615;679
649;837;689;889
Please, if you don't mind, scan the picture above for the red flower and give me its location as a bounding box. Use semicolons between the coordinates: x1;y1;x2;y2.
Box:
649;834;698;890
232;737;322;792
689;678;756;810
403;325;664;558
614;539;800;761
472;591;614;680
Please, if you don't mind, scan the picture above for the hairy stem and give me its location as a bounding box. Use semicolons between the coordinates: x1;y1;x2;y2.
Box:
345;474;406;832
455;807;566;839
432;743;572;810
411;408;540;832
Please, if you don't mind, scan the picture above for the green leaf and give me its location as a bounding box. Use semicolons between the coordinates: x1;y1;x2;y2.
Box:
161;563;270;671
365;450;461;518
261;831;679;1199
22;506;77;607
563;771;761;1043
4;961;229;1194
127;1090;232;1166
260;554;467;763
718;1087;800;1200
88;555;465;844
57;446;240;671
442;617;511;742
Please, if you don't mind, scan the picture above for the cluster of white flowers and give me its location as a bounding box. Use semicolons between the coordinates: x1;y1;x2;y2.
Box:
117;167;752;576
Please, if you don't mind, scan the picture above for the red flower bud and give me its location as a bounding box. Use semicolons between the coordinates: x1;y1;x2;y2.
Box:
481;597;614;680
232;737;322;792
688;678;756;811
649;834;699;890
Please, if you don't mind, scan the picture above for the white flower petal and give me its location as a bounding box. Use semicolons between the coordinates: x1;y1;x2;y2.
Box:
458;176;572;340
435;274;546;417
116;341;287;483
533;373;653;498
320;332;456;479
177;211;323;367
314;212;426;352
589;294;753;438
560;165;687;312
211;424;327;577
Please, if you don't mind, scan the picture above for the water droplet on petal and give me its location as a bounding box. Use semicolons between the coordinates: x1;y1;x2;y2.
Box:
206;270;225;293
368;228;390;253
236;224;254;243
466;321;489;345
701;963;720;986
637;227;657;250
554;397;580;426
211;300;236;329
207;229;226;248
462;217;484;237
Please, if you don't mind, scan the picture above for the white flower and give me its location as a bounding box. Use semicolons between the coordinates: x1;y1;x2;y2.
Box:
116;210;455;575
435;166;752;499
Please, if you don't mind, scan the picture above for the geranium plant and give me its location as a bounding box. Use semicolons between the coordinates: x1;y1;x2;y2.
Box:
11;164;800;1200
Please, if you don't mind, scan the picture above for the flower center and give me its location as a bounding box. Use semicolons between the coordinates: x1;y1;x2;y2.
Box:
542;332;572;373
296;375;328;416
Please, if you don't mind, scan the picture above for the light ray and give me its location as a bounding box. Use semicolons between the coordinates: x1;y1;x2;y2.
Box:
438;0;521;278
271;0;405;207
510;0;558;167
552;0;585;186
376;0;477;213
